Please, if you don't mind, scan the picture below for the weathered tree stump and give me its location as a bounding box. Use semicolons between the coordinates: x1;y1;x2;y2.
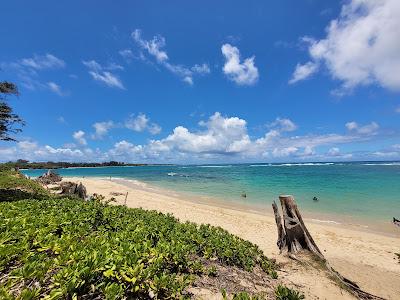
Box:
272;195;383;300
272;195;322;257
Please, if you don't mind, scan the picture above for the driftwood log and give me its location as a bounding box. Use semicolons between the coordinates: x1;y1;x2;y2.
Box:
272;195;383;300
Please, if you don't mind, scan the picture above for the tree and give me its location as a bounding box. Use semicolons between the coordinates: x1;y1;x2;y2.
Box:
0;81;25;141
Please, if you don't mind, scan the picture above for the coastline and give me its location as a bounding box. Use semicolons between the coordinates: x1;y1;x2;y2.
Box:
79;175;399;237
63;176;400;299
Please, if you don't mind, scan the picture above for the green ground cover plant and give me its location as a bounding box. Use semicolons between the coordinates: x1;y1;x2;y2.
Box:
275;285;305;300
0;168;278;299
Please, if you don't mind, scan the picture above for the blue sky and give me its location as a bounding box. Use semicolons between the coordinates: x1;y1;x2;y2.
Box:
1;0;399;163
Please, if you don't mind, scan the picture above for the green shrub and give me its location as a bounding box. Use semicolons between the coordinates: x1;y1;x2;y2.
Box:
275;285;305;300
207;265;218;277
0;167;48;200
221;289;265;300
0;194;277;299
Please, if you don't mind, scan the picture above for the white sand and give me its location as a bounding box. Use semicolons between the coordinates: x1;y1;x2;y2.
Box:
65;177;400;299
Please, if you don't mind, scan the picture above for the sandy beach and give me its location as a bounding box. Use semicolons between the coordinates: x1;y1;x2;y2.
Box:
64;176;400;299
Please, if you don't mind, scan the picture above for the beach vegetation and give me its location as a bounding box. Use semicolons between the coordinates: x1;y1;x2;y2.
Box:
275;285;305;300
0;167;279;299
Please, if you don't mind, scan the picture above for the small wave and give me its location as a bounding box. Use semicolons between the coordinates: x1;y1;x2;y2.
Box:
362;163;400;166
167;172;190;178
275;163;335;167
249;164;272;167
197;165;232;168
310;218;341;225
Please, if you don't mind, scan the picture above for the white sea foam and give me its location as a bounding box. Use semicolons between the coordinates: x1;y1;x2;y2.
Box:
167;172;177;176
249;164;272;167
275;163;335;167
310;218;341;225
363;163;400;166
197;165;232;168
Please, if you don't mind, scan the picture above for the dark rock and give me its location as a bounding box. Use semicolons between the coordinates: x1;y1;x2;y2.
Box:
60;181;87;199
37;170;62;185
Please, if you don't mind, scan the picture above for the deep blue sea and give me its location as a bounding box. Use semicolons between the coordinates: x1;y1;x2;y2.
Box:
22;162;400;225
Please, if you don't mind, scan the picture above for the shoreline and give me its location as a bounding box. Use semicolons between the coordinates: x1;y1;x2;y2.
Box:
76;175;400;237
63;176;400;299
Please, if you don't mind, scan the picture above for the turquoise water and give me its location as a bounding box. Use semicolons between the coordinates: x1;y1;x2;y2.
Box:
22;162;400;223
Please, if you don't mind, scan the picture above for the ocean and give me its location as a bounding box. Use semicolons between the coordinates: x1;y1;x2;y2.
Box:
22;162;400;230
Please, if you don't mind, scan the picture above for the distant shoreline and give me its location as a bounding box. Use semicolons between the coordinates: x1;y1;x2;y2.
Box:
13;160;400;170
15;163;175;170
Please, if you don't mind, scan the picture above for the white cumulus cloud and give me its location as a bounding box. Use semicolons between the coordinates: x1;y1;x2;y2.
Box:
125;113;162;135
0;114;391;163
269;118;298;132
292;0;400;92
92;121;114;139
73;130;87;145
221;43;259;86
159;112;251;154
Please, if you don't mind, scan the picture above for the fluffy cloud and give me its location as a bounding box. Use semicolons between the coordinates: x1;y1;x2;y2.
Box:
345;121;379;135
268;118;298;132
0;142;95;163
327;147;340;156
158;112;251;154
191;64;211;75
289;62;318;84
18;141;38;152
73;130;87;145
1;114;392;163
82;60;124;89
292;0;400;92
92;121;114;139
107;140;145;161
131;29;210;85
132;29;168;62
272;147;298;158
125;113;162;135
221;44;259;86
